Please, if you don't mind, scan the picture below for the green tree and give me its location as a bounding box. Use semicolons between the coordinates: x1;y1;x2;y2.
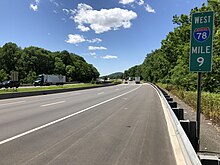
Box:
0;42;21;73
66;65;76;82
0;43;100;83
126;1;220;92
0;69;9;82
22;71;37;84
54;57;66;75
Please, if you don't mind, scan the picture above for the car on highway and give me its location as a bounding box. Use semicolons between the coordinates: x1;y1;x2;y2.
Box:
0;81;9;89
124;78;128;84
0;82;4;89
0;80;20;88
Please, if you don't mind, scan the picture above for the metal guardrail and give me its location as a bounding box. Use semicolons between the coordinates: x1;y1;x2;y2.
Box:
150;83;202;165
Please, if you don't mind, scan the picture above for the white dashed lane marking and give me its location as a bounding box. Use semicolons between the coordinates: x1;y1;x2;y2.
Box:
0;101;26;107
40;101;66;107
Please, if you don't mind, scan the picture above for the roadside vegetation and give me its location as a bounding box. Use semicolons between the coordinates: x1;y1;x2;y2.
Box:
0;45;100;84
158;83;220;124
0;84;102;94
100;72;124;80
124;1;220;123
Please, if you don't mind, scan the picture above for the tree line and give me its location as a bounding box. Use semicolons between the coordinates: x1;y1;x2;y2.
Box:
124;0;220;93
0;43;100;83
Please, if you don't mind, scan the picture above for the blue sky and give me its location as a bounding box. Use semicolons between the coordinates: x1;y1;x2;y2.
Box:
0;0;207;76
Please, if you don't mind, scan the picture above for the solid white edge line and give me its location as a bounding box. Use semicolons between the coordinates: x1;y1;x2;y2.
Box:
0;85;141;145
149;84;187;165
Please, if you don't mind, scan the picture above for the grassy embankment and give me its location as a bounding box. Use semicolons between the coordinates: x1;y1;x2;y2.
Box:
0;84;102;94
157;83;220;124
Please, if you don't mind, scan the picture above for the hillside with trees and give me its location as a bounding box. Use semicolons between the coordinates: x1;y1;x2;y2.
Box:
0;43;100;83
124;0;220;93
101;72;123;79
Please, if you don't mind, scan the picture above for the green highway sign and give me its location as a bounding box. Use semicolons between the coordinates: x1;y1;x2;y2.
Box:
190;11;214;72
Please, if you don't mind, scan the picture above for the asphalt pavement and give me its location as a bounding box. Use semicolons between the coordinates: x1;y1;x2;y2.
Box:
0;84;178;165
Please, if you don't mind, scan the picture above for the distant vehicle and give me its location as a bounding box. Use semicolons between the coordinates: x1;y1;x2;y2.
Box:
128;77;133;81
0;82;3;89
34;74;66;86
1;80;20;88
135;77;140;84
96;78;105;83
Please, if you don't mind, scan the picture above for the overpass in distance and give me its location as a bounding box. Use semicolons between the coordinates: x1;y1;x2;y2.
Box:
0;83;201;165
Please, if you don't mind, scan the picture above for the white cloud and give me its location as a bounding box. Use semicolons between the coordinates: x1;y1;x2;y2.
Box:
30;4;38;11
62;9;69;14
65;34;102;45
65;34;86;44
101;55;118;59
35;0;40;4
90;52;96;56
90;52;97;58
30;0;40;11
88;46;107;50
137;0;144;6
53;2;59;7
144;4;156;13
70;9;77;15
87;38;102;43
118;0;155;13
119;0;135;4
50;0;59;7
77;25;90;32
72;3;137;34
119;0;144;6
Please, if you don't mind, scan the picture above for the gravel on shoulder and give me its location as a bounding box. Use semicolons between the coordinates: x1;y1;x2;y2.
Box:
163;89;220;155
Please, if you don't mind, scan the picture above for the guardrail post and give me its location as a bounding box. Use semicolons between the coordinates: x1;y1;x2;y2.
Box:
172;108;184;120
180;120;190;137
180;120;198;152
164;95;170;99
166;97;173;102
163;91;167;94
168;101;177;108
189;121;197;152
198;154;220;165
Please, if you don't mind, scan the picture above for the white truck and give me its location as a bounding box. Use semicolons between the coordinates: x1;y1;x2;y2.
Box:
34;74;66;86
135;77;140;84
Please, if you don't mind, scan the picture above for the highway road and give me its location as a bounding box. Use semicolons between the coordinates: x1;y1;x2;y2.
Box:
0;84;179;165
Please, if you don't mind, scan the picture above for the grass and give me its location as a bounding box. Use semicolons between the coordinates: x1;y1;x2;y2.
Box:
157;83;220;124
0;83;102;94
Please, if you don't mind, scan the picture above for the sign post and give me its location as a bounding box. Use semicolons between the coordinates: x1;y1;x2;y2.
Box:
190;11;214;152
11;71;19;81
10;71;19;90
